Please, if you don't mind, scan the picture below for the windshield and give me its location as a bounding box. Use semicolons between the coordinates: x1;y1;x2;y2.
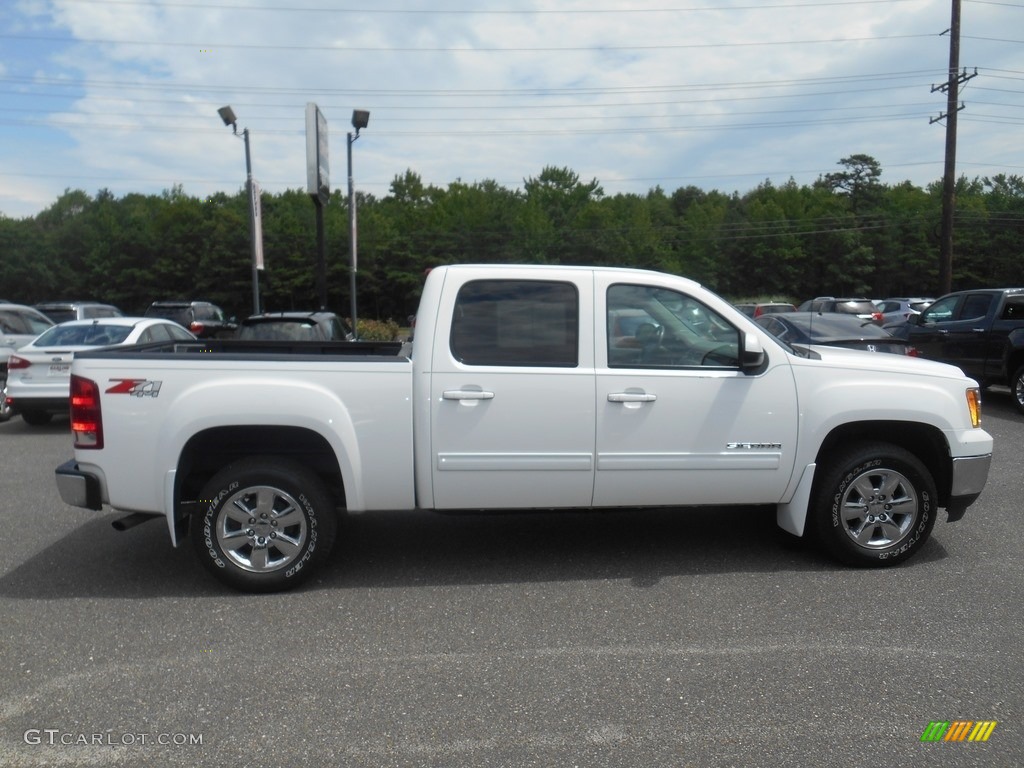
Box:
0;309;53;335
239;321;321;341
789;315;892;338
39;308;77;323
33;324;133;346
145;306;191;325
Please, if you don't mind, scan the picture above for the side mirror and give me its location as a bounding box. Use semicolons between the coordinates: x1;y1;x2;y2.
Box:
741;331;766;371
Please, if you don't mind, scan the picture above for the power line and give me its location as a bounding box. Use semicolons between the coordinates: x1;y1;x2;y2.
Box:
0;31;938;53
46;0;943;14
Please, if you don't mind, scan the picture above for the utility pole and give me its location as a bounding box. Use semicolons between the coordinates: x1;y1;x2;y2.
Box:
930;0;976;295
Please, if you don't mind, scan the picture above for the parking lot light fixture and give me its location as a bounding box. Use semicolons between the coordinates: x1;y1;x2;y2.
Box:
218;105;261;315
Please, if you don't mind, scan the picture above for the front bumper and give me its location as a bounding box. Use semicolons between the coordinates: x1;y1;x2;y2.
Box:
946;453;992;522
55;459;103;511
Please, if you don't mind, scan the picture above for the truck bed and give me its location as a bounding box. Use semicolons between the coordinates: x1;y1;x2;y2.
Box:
76;338;407;360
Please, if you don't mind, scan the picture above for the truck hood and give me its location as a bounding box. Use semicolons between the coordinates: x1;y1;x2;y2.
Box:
790;343;974;383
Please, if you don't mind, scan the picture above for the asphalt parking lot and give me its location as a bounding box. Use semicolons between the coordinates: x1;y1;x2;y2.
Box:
1;389;1021;768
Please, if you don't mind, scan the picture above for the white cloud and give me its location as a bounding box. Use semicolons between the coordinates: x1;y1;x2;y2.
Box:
0;0;1021;218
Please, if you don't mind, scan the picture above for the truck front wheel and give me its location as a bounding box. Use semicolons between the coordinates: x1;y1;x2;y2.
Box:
191;457;338;592
810;442;937;567
1013;365;1024;415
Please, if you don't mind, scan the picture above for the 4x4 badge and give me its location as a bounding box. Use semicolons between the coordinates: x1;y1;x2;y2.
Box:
106;378;162;398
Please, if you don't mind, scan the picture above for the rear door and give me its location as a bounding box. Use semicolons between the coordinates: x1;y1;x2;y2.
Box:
429;270;596;509
593;274;799;507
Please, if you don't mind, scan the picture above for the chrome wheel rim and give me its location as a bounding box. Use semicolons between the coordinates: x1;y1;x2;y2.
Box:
215;485;308;573
1015;371;1024;409
839;467;918;550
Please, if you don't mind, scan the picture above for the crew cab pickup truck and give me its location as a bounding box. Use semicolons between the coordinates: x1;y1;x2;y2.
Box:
55;265;994;592
899;288;1024;414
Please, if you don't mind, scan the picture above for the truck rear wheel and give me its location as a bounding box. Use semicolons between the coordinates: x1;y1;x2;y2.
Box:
191;457;338;592
810;442;936;567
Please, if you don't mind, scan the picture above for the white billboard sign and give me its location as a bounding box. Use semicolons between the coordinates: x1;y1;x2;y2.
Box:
305;103;330;205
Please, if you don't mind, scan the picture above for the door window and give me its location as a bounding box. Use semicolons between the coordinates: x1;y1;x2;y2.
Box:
959;294;993;321
606;284;740;368
922;295;958;322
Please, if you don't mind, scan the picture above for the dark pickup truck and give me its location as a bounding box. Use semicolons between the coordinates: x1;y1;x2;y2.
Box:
900;288;1024;413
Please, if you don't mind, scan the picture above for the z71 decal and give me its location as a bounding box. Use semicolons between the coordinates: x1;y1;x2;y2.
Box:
106;378;163;398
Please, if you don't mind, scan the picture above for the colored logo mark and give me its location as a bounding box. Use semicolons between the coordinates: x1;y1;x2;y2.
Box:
920;721;997;742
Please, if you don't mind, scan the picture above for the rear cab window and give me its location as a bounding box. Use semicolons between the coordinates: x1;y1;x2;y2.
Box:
450;279;579;367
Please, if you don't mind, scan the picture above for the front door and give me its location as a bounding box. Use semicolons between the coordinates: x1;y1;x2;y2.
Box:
593;275;799;508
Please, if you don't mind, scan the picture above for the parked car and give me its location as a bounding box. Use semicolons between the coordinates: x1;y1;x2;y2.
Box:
734;302;797;318
755;312;910;355
797;297;883;324
237;311;354;342
144;300;236;339
5;317;196;425
1;302;55;422
876;297;934;327
35;301;123;323
894;288;1024;413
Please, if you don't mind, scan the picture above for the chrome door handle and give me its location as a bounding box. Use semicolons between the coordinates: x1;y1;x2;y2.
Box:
608;392;657;403
442;390;495;400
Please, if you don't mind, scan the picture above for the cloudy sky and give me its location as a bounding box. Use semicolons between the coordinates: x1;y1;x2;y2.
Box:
1;0;1021;219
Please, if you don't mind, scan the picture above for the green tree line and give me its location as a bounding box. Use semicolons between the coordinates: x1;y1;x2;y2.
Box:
2;155;1022;322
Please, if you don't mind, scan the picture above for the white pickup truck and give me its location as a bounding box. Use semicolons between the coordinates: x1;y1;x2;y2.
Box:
56;264;993;592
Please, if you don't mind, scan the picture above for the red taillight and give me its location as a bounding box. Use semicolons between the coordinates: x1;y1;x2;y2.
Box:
872;311;884;324
190;321;205;334
908;346;920;357
7;355;30;370
70;374;103;449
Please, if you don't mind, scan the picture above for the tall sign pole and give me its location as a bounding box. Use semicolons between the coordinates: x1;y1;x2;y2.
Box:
306;103;330;309
243;128;262;315
347;110;370;340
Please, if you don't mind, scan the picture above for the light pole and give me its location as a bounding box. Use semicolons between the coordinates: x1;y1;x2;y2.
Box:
218;105;261;315
347;109;369;339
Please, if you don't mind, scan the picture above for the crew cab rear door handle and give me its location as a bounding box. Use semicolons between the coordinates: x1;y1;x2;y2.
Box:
443;390;495;400
608;392;657;403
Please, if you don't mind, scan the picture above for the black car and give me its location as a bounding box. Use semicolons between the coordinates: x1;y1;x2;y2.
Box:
237;311;354;342
756;312;910;355
144;301;237;339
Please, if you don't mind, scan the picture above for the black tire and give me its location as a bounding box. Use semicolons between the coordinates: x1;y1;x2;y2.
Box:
810;442;937;567
20;410;53;426
191;457;338;592
1012;365;1024;415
